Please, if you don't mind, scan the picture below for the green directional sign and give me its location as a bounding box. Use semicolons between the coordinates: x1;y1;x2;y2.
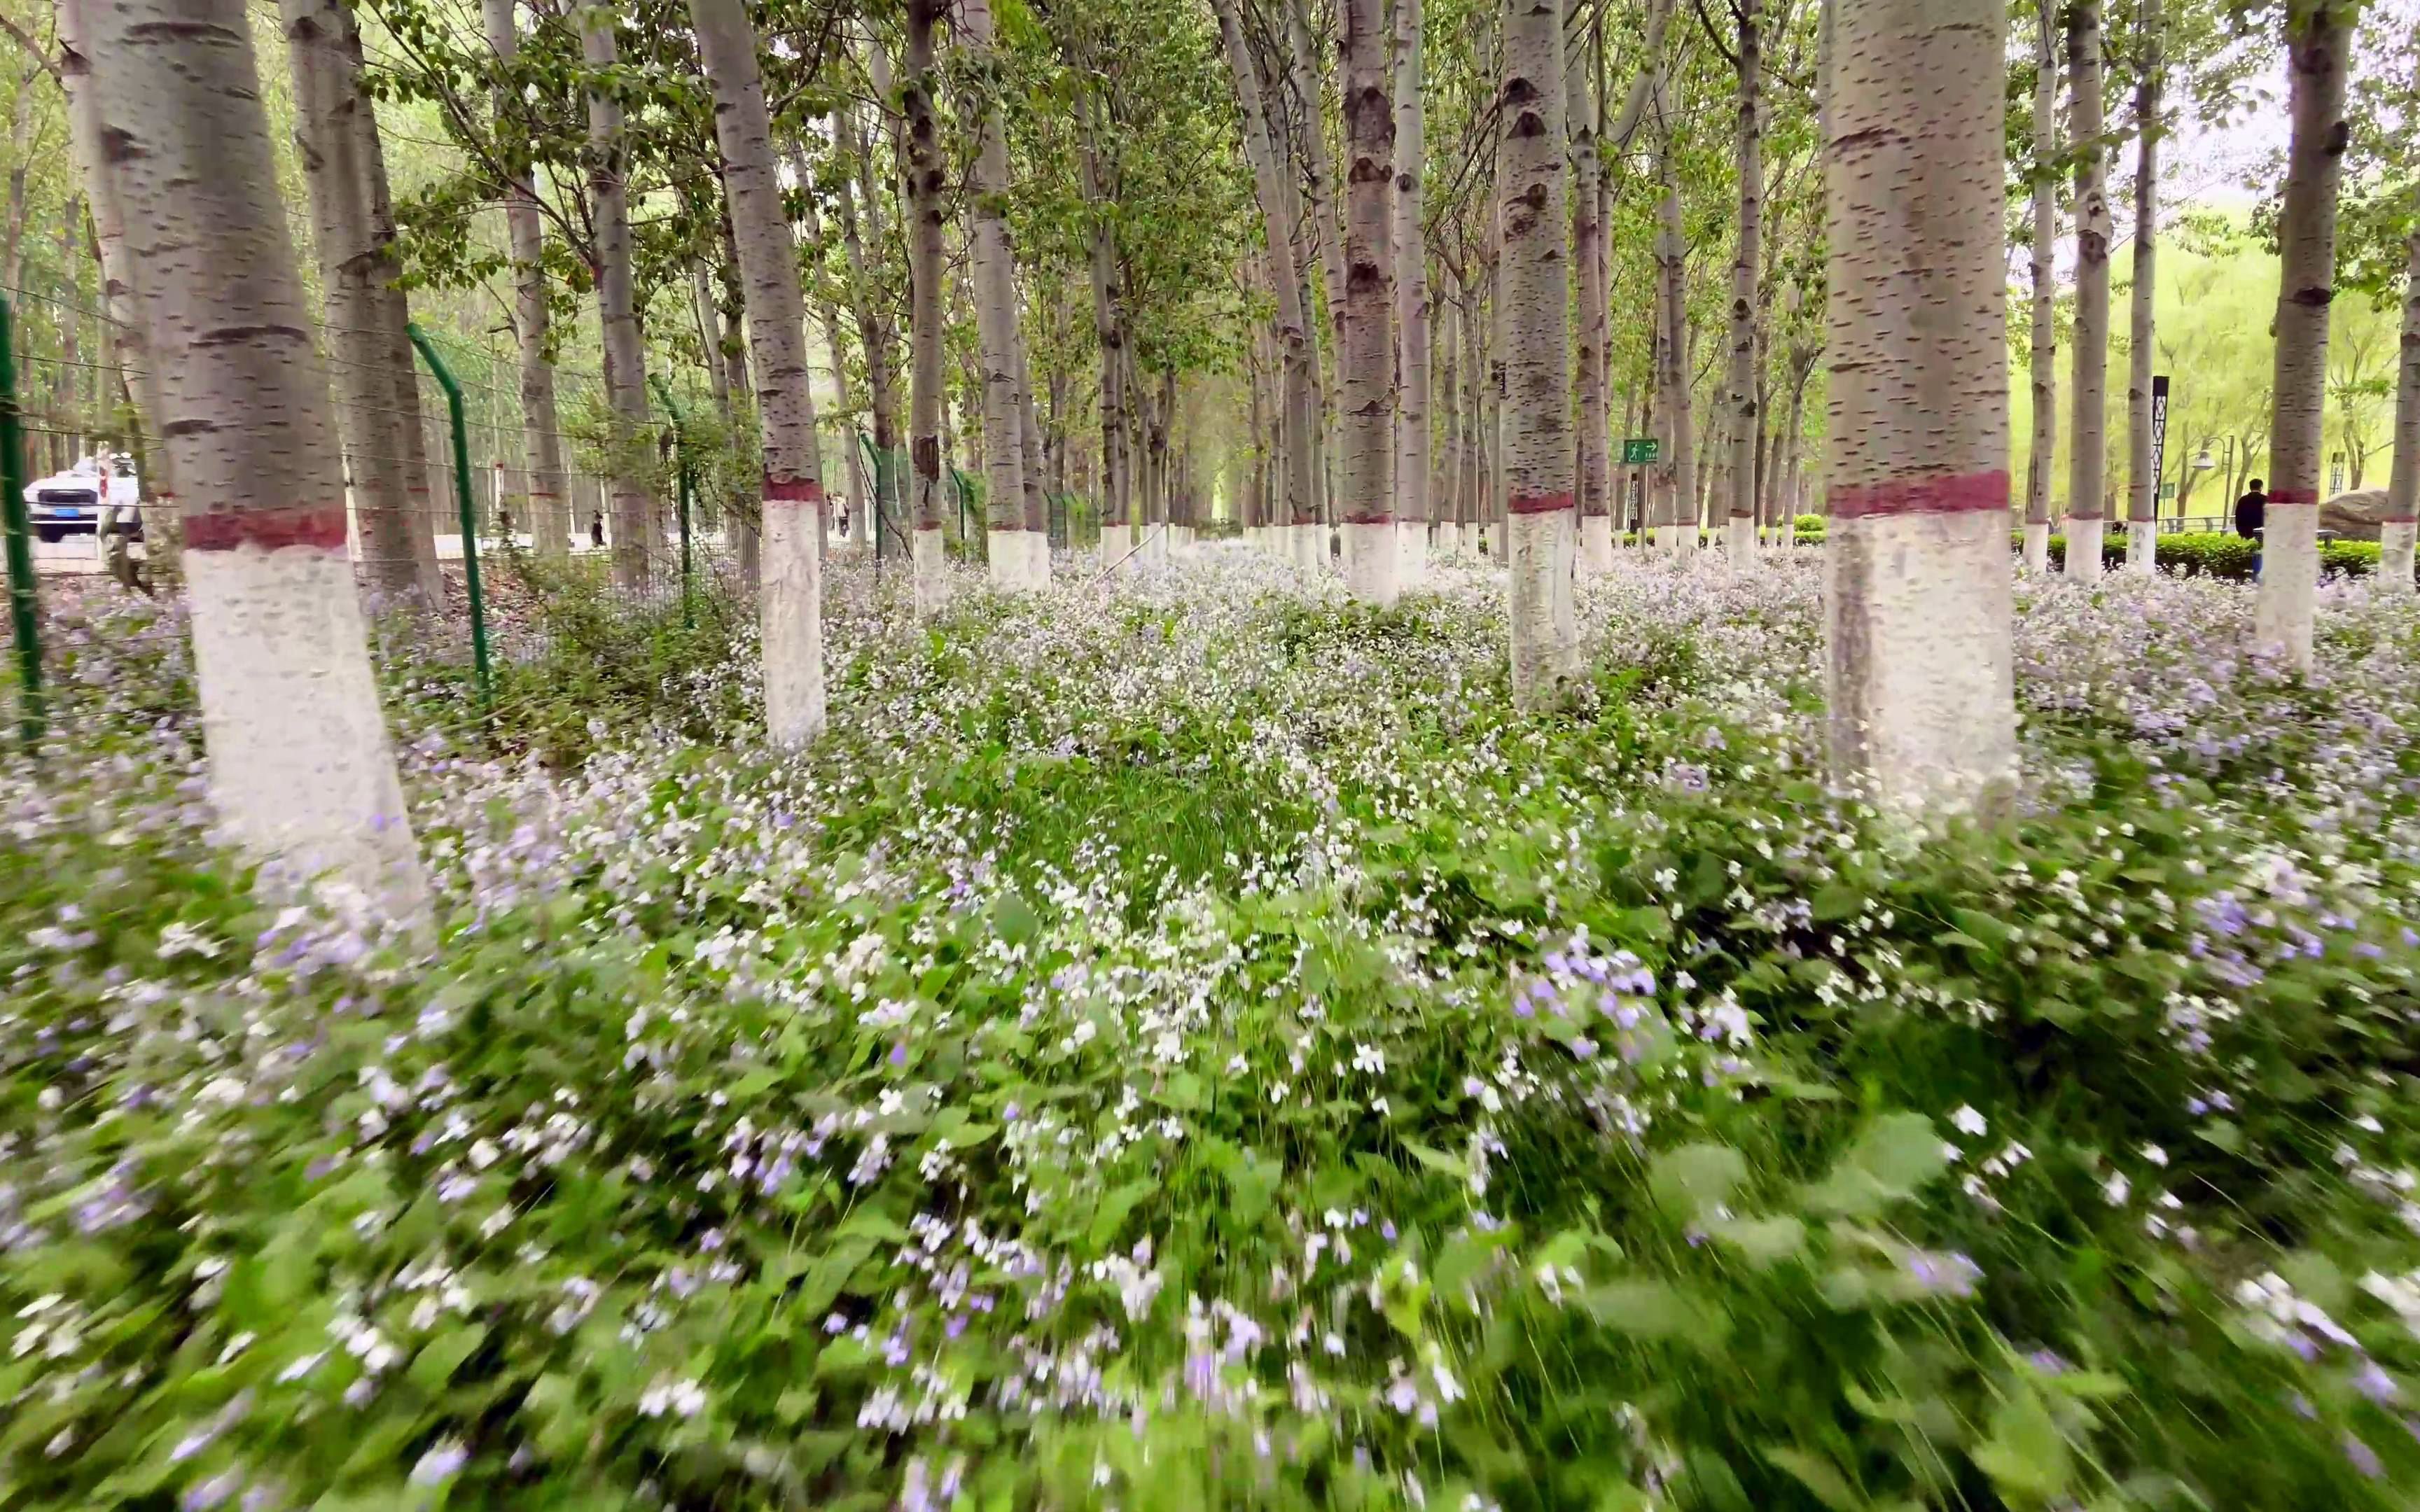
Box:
1622;438;1660;465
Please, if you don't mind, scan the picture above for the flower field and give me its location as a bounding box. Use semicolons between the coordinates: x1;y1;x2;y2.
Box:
6;550;2420;1511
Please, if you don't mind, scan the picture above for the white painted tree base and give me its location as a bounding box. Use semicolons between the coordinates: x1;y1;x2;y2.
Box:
1396;520;1428;589
1461;523;1482;559
912;528;950;616
2022;522;2051;575
2125;526;2157;573
1289;524;1324;572
1825;507;2017;817
1142;526;1169;571
2255;501;2318;672
185;545;430;926
762;497;827;747
1508;509;1578;706
2381;520;2416;595
1726;515;1757;567
987;528;1050;592
1580;514;1615;573
2065;518;2105;582
1344;521;1398;605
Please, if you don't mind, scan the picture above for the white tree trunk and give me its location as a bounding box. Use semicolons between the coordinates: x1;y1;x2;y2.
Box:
2124;0;2162;573
1214;0;1320;568
85;0;426;920
2258;2;2353;667
961;0;1036;591
2384;161;2420;594
1569;19;1613;574
1499;0;1576;705
55;0;179;565
482;0;569;559
691;0;826;744
583;3;656;589
1723;0;1764;568
1823;0;2016;817
2023;0;2057;574
280;0;421;603
1337;0;1396;603
1393;0;1430;589
1017;350;1052;584
904;0;950;612
2064;0;2111;582
1654;141;1694;555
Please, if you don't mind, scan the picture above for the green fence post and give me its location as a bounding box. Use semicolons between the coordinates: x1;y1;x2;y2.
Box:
0;298;41;749
649;377;695;626
405;323;493;712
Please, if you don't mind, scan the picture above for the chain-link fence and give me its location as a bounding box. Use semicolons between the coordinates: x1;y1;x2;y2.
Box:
0;288;1113;756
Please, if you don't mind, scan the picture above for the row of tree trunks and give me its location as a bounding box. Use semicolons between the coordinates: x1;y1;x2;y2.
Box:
583;3;658;591
964;0;1041;590
2387;45;2420;594
1214;0;1319;568
482;0;568;560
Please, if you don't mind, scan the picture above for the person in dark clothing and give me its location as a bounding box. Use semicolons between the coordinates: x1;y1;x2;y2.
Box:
590;512;606;550
2234;479;2267;540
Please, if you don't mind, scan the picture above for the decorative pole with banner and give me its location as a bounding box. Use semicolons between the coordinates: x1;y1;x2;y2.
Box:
2150;376;2169;525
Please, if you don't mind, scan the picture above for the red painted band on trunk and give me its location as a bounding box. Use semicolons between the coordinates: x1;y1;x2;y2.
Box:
528;490;561;498
2268;489;2318;505
1828;470;2010;521
2383;515;2419;526
764;477;826;504
1508;491;1575;517
1341;512;1395;526
183;506;349;553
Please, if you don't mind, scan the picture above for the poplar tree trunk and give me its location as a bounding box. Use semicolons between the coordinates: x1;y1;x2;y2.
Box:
2064;0;2112;582
1569;25;1613;573
583;2;656;589
1076;91;1133;565
1017;349;1051;580
903;0;950;610
835;104;902;561
2024;0;2058;573
482;0;567;559
1286;0;1349;332
1392;0;1431;586
1337;0;1396;602
961;0;1035;590
2384;98;2420;594
2125;0;2162;572
1823;0;2015;817
84;0;426;918
280;0;419;603
2257;1;2353;668
691;0;826;744
1432;295;1452;554
1461;290;1484;558
1654;130;1694;554
1499;0;1576;706
56;0;176;568
1723;0;1764;567
1215;0;1319;568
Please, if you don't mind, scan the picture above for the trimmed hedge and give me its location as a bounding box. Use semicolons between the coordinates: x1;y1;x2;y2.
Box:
2033;531;2390;581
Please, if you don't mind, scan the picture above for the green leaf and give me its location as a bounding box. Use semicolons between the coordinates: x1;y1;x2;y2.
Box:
1762;1446;1865;1511
1800;1113;1949;1218
1649;1142;1749;1222
1706;1214;1807;1268
1088;1179;1155;1251
1972;1386;2073;1502
408;1324;486;1392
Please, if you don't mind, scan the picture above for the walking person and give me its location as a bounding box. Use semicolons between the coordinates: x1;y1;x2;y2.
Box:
2236;477;2267;578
